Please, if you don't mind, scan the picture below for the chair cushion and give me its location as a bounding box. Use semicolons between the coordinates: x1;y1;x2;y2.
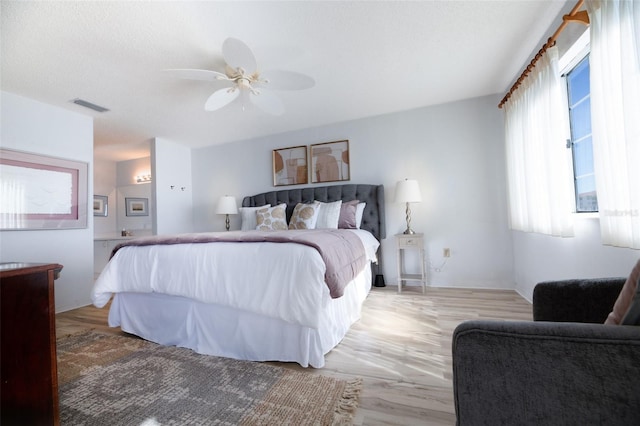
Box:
605;258;640;325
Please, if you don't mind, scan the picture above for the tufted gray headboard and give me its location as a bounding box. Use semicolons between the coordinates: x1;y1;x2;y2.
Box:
242;184;386;281
241;184;386;241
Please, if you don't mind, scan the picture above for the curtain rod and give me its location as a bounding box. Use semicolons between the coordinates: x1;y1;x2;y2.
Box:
498;0;590;109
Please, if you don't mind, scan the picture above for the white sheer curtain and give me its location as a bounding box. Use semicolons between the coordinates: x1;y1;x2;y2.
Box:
587;0;640;248
504;46;575;237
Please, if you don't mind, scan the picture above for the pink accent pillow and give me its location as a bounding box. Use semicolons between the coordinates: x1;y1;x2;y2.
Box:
604;258;640;325
338;200;359;229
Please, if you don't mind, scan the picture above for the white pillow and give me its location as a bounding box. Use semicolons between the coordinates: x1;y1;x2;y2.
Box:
289;202;321;230
239;205;270;231
356;202;366;228
256;204;288;231
315;200;342;229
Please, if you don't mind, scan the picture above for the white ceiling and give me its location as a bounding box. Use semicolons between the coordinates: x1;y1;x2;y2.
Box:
1;0;571;161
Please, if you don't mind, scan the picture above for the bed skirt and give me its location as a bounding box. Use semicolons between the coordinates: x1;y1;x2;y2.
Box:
108;266;372;368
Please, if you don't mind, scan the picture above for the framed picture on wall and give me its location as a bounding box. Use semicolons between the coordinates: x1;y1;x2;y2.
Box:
272;145;308;186
93;195;108;217
0;148;89;230
310;140;350;183
125;197;149;216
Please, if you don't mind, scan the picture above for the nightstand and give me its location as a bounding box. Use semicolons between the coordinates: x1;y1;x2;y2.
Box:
395;233;426;293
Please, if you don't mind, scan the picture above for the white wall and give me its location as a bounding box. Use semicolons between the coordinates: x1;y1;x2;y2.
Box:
94;158;117;235
152;137;193;235
0;91;94;312
116;157;153;235
513;217;639;302
116;156;152;187
5;89;633;313
94;157;153;237
116;183;153;235
191;95;514;289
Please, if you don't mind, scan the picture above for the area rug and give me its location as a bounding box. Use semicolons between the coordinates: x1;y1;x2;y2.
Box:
57;331;362;425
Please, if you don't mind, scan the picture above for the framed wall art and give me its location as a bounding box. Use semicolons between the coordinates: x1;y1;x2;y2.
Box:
272;145;308;186
93;195;108;217
0;148;88;230
310;140;350;184
125;197;149;217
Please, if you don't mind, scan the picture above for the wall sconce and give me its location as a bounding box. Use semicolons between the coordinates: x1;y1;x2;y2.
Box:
136;174;152;183
395;179;422;234
215;195;238;231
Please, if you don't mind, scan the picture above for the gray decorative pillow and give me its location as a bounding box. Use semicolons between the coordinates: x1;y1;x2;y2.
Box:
289;202;321;230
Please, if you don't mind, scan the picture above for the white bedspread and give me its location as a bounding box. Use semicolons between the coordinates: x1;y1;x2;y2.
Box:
92;229;379;329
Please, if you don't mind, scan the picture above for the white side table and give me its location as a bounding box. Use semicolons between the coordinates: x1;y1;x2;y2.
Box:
395;233;426;293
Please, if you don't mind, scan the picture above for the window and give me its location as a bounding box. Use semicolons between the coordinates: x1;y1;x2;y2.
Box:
565;54;597;212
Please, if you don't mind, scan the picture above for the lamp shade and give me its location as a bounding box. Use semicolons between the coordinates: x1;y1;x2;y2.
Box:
215;195;238;215
394;179;422;203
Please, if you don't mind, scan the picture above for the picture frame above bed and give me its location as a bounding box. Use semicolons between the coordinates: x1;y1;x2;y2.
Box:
310;140;350;184
273;145;308;186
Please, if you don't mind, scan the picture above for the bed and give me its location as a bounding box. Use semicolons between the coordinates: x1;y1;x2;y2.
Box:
91;184;386;368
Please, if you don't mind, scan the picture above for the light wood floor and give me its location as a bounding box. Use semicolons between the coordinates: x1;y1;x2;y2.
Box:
56;286;532;426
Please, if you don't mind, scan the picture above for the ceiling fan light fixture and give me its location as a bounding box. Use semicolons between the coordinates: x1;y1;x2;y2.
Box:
237;78;253;90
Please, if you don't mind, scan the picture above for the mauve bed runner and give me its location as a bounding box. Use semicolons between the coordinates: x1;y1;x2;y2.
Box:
110;229;367;298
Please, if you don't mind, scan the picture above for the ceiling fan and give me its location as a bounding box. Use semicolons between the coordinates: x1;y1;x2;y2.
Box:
166;38;315;116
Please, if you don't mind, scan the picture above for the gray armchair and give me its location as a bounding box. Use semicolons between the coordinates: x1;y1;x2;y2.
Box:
452;278;640;426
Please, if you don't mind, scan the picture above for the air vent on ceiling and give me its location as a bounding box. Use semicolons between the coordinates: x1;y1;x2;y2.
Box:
72;98;110;113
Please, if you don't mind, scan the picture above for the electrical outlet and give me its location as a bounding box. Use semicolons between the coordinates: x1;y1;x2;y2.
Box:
443;248;451;258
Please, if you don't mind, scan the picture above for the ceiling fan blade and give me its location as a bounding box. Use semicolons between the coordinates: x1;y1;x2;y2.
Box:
204;88;240;111
250;90;284;116
222;38;257;74
164;69;229;82
260;70;315;90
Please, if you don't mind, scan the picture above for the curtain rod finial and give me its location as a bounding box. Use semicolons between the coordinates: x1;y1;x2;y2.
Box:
564;10;590;26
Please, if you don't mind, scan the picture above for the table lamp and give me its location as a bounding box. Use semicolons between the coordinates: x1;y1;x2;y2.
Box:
216;195;238;231
394;179;421;234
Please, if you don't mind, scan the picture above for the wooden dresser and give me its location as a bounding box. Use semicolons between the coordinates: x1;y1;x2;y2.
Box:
1;262;63;426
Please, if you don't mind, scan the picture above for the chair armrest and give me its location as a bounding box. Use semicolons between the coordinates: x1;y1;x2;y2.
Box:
452;320;640;426
533;278;625;323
